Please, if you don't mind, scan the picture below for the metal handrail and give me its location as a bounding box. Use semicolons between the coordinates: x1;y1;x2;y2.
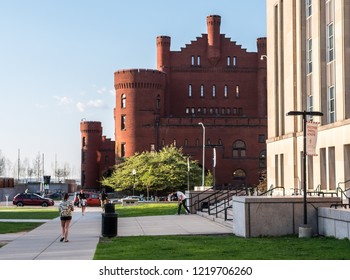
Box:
258;185;285;196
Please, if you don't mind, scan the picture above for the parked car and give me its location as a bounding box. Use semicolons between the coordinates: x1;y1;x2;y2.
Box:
73;191;100;207
46;192;63;200
13;193;55;207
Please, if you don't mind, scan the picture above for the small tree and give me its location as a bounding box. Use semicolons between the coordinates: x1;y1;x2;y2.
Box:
101;146;202;194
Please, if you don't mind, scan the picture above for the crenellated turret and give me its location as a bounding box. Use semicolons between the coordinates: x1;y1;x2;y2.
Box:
157;36;171;73
207;15;221;65
114;69;167;158
80;121;102;189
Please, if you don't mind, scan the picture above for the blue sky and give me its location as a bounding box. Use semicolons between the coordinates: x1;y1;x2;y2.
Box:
0;0;266;180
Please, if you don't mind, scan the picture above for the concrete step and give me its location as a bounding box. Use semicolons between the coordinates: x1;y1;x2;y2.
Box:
196;211;233;229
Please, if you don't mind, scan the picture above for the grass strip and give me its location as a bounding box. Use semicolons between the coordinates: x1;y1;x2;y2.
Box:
0;208;59;219
94;235;350;260
0;222;43;234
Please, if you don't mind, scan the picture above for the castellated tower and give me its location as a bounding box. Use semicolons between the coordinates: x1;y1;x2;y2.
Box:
156;36;171;73
80;121;115;189
114;69;167;158
206;15;221;65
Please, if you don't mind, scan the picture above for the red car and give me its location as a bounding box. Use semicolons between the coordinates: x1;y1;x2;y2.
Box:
74;192;100;207
13;193;54;207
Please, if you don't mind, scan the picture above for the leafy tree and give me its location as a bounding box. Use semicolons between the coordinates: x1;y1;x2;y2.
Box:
101;146;204;194
0;150;5;176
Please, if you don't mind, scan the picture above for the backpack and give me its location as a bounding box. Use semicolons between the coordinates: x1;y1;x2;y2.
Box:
60;201;72;217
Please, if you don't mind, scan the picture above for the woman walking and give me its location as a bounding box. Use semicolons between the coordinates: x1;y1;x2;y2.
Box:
78;189;87;216
59;193;74;242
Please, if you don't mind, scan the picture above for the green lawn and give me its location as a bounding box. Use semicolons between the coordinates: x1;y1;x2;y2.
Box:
115;202;181;217
95;235;350;260
0;207;59;236
0;222;44;234
94;202;350;260
0;207;59;219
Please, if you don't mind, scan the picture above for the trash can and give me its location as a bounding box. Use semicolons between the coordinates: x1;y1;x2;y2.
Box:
101;203;117;237
104;202;115;213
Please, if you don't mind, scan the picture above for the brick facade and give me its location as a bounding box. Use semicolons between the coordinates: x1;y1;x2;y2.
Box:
80;121;115;189
113;15;267;186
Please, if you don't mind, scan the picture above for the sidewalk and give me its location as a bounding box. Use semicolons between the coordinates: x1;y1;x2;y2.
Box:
0;208;232;260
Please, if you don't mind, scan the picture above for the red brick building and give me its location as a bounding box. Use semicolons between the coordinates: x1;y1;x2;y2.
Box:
80;121;115;189
81;15;266;189
112;15;267;187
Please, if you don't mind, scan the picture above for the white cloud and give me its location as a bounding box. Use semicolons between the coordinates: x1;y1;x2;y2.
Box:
97;87;107;94
76;102;85;112
54;96;74;106
76;99;107;112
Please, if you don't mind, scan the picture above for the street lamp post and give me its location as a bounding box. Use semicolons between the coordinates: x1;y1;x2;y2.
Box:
198;122;206;187
132;169;136;196
287;110;323;234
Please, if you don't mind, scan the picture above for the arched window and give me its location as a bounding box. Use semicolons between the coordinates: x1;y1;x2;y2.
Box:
224;85;228;98
236;85;240;98
212;85;216;97
191;55;195;65
259;150;266;168
121;94;126;108
233;56;237;66
200;84;204;97
233;169;246;180
227;56;231;66
184;139;188;147
156;95;160;109
82;137;86;147
233;140;246;158
188;84;192;97
197;55;201;66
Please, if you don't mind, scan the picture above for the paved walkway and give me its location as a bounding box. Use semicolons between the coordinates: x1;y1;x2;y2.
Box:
0;207;232;260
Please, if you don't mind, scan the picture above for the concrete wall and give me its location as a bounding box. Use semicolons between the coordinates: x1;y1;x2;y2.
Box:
232;196;340;237
318;207;350;239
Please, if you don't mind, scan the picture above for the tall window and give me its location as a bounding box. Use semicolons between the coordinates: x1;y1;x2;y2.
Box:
121;94;126;108
121;115;126;130
233;140;246;158
82;137;86;147
224;85;228;98
306;0;312;17
328;86;336;123
197;56;201;66
188;84;192;97
327;22;334;62
227;56;231;66
121;143;126;158
307;38;312;74
236;85;240;98
212;85;216;97
233;56;237;66
200;84;204;97
308;95;313;112
191;55;195;65
156;95;160;109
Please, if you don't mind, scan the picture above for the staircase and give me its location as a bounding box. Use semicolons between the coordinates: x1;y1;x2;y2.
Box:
196;202;233;229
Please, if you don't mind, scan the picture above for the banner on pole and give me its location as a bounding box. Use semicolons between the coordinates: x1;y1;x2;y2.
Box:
306;121;319;156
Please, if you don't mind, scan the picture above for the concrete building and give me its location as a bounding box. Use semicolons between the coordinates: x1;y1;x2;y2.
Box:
113;15;267;187
266;0;350;194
